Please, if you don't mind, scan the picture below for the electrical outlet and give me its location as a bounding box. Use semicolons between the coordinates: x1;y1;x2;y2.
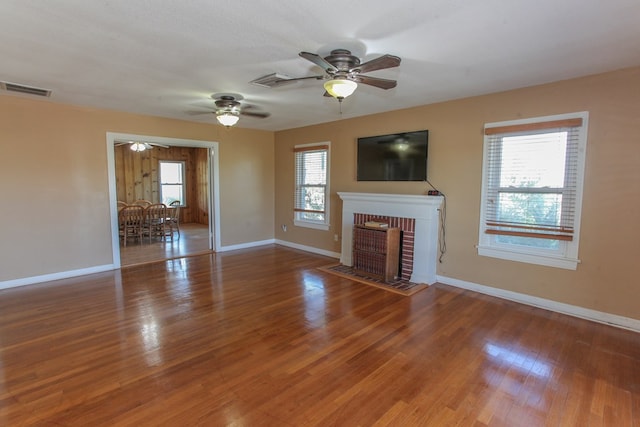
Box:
281;224;287;232
334;234;339;242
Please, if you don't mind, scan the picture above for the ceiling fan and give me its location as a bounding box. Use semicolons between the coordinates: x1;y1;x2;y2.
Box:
115;140;169;152
250;48;401;101
209;93;270;127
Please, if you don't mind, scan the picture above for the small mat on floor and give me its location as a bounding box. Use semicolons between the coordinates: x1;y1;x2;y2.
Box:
318;264;428;296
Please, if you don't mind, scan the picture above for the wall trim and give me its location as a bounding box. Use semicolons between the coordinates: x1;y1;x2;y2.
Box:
275;240;341;259
0;264;115;291
437;275;640;333
217;239;277;252
0;241;337;289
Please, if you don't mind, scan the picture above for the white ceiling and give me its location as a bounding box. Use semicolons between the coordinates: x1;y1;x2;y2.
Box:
1;1;639;132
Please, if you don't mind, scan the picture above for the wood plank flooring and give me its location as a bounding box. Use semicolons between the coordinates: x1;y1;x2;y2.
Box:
0;246;638;426
119;223;210;267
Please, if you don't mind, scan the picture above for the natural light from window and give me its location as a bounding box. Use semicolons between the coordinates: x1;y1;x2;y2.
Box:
159;161;185;206
478;111;588;269
294;143;330;230
495;132;568;250
500;132;567;188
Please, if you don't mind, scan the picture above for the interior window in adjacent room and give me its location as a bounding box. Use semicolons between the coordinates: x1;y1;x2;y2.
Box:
477;112;589;269
159;161;186;206
294;142;330;230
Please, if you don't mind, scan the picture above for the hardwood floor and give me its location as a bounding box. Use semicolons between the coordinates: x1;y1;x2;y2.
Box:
0;246;638;426
120;222;211;267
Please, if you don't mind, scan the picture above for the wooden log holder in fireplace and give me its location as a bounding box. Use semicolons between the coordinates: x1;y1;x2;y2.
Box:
352;225;401;282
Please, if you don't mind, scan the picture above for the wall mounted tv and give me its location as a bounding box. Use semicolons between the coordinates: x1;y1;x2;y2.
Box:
357;130;429;181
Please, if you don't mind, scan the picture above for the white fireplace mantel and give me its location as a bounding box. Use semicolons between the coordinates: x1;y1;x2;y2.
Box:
338;192;443;285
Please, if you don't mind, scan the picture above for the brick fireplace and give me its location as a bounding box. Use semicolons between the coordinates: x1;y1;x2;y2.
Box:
338;192;443;285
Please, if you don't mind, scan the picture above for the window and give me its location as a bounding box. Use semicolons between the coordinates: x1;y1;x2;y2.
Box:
159;161;185;206
478;112;588;269
294;143;330;230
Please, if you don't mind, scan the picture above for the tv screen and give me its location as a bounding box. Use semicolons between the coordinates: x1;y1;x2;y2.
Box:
357;130;429;181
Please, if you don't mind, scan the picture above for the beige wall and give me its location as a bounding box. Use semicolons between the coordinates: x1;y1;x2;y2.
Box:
274;66;640;321
0;95;274;281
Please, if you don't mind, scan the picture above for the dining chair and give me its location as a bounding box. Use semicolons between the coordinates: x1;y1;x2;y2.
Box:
133;199;152;208
118;205;145;246
144;203;170;242
166;200;181;239
117;201;128;210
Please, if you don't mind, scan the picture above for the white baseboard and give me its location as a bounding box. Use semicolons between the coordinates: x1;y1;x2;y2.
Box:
0;241;338;290
217;239;276;252
0;264;116;291
437;275;640;333
275;239;341;259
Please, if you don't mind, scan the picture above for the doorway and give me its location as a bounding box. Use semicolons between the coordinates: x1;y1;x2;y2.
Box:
106;132;221;268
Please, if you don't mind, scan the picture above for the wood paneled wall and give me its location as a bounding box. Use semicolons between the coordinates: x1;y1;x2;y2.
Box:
114;145;209;224
194;148;209;224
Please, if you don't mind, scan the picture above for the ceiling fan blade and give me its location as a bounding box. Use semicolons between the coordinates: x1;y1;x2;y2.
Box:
353;75;398;90
299;52;339;73
185;110;213;116
250;72;326;88
114;139;136;146
270;75;326;87
149;143;170;149
240;110;270;118
351;54;401;74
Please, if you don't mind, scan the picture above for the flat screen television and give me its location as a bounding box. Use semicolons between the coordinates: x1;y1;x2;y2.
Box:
357;130;429;181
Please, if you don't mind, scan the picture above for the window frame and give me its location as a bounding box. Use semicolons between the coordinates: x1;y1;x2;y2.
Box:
159;160;186;207
293;142;330;231
477;112;589;270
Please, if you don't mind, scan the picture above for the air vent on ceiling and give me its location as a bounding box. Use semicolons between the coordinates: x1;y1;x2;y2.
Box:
0;81;52;97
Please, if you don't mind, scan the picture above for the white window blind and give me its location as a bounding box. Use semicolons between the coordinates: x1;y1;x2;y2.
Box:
159;161;185;206
483;118;582;241
294;145;328;223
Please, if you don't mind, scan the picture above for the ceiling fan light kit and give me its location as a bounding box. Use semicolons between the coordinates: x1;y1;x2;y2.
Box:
130;142;147;152
324;79;358;99
216;111;240;127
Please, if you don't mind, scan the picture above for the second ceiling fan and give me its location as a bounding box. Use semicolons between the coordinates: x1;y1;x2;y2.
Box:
115;140;169;152
251;49;401;101
211;93;270;127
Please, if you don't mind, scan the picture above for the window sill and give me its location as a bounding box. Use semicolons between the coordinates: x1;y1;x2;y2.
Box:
294;220;329;231
477;245;579;270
